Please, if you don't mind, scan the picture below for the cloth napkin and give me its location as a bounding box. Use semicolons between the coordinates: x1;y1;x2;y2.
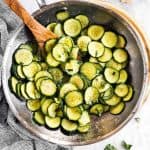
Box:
0;1;71;150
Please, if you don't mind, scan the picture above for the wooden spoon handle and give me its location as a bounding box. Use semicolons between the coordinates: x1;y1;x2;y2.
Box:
4;0;57;43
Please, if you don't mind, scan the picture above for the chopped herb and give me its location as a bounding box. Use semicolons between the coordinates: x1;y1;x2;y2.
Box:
134;117;140;123
95;51;98;57
104;144;117;150
120;0;132;3
122;141;132;150
67;69;73;71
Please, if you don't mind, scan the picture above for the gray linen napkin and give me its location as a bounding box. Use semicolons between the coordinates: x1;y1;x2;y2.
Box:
0;1;71;150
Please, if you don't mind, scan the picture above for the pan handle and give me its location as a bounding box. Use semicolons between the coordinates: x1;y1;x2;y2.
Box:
35;0;46;8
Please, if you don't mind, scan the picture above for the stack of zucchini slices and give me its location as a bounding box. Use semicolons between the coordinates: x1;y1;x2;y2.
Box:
9;10;134;134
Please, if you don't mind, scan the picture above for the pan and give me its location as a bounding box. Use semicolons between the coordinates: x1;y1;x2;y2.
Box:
2;0;150;146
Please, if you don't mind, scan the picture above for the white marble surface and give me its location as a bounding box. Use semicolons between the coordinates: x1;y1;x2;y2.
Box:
20;0;150;149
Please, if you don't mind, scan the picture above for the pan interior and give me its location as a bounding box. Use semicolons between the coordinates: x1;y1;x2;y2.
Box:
3;0;144;145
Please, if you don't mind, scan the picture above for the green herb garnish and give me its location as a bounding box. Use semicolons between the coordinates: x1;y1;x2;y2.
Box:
104;144;117;150
122;141;132;150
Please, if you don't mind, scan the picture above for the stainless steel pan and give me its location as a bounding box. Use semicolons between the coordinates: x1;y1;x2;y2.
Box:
2;0;150;146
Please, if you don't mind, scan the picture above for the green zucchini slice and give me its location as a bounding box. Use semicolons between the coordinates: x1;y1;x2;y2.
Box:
110;102;125;115
49;68;63;82
75;15;89;29
106;59;123;71
102;86;114;100
20;83;30;100
113;49;128;63
26;82;38;99
35;77;48;91
65;60;81;75
16;65;25;79
101;31;118;48
87;25;104;40
105;94;121;106
66;106;82;121
58;36;74;51
22;62;41;79
78;124;90;133
104;67;119;84
45;116;61;129
80;62;98;80
117;69;128;83
33;111;45;125
65;91;83;107
52;44;69;62
19;42;37;53
115;35;126;48
84;87;99;105
56;10;70;21
41;99;53;115
45;39;57;53
92;75;110;93
14;49;33;65
123;85;133;101
90;104;104;116
78;111;90;125
54;23;64;37
88;41;104;57
98;48;112;62
9;76;18;94
46;52;60;67
40;62;48;70
46;22;57;32
115;84;129;97
34;71;52;81
61;118;78;132
27;99;41;112
59;83;77;98
64;18;81;37
11;64;19;79
70;46;80;60
70;74;85;90
16;82;22;98
77;36;91;52
48;103;59;118
40;79;57;96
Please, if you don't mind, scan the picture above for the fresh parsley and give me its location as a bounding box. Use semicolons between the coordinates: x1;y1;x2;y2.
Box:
134;117;140;123
104;144;117;150
122;141;132;150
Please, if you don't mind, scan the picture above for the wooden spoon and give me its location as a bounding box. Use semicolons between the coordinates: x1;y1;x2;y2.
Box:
4;0;57;50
